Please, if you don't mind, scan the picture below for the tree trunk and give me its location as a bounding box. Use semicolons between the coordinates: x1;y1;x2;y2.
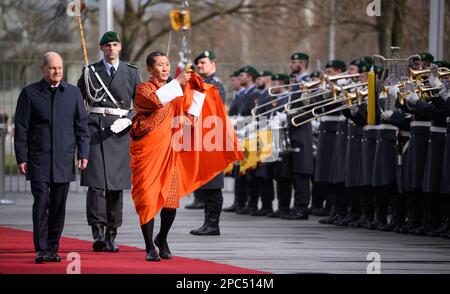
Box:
376;0;395;56
392;0;407;47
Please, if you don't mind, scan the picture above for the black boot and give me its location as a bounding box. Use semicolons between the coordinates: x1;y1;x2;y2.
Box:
190;209;209;235
141;219;160;262
91;224;106;252
223;203;238;212
190;218;220;236
105;227;119;252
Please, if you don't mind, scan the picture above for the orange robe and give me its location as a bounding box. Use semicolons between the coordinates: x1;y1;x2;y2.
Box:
130;74;244;225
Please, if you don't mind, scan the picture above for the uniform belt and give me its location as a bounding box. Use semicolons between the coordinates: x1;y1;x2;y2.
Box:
363;125;378;131
399;131;411;137
411;121;431;128
430;126;446;133
376;124;398;131
320;115;346;122
87;107;129;116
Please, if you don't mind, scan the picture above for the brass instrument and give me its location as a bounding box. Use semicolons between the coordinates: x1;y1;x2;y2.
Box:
290;83;368;127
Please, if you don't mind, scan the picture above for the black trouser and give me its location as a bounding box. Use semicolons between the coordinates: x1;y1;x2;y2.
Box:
246;173;259;209
194;189;223;221
405;191;423;225
361;186;375;217
311;180;325;209
86;187;123;228
391;192;407;224
333;183;348;217
31;181;70;253
234;175;248;207
374;186;395;222
348;187;362;216
249;178;274;210
275;177;292;211
292;173;311;211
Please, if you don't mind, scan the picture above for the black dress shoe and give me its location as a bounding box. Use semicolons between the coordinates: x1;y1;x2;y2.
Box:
154;235;172;259
190;225;220;236
223;203;238;213
235;206;251;215
285;209;309;220
252;207;273;216
35;251;48;264
47;252;62;262
185;198;205;209
146;248;160;262
248;207;260;216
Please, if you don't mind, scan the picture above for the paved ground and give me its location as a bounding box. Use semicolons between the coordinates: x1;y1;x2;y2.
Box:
1;179;450;274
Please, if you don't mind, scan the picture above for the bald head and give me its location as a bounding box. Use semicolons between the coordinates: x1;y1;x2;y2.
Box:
40;51;63;86
41;51;63;66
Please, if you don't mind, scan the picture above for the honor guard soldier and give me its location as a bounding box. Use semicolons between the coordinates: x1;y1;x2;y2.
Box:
77;31;141;252
189;50;227;236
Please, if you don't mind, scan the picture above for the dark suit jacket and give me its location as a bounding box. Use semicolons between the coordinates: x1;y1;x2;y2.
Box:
14;79;90;183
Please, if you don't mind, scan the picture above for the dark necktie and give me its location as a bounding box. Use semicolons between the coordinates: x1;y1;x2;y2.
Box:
110;66;116;79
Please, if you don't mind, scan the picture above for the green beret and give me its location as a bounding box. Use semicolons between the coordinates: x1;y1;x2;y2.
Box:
363;56;373;66
230;70;240;78
291;52;309;61
350;59;361;67
239;66;259;78
419;52;434;63
271;73;290;84
433;60;450;69
259;70;273;77
373;65;384;75
309;71;322;79
326;60;347;72
194;50;216;65
358;61;371;73
99;31;120;46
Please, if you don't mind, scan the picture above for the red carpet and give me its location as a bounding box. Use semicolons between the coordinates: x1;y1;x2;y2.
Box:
0;227;267;274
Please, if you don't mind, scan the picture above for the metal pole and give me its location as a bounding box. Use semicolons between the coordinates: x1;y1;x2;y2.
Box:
428;0;445;60
99;0;114;60
0;122;14;205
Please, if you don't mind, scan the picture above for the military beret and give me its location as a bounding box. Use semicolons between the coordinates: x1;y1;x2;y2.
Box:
309;71;322;79
358;61;371;73
350;59;361;67
433;60;450;69
194;50;216;65
271;73;290;84
230;70;240;78
363;56;373;66
239;66;259;78
259;70;273;77
419;52;434;63
291;52;309;61
326;60;347;72
373;65;384;75
99;31;120;46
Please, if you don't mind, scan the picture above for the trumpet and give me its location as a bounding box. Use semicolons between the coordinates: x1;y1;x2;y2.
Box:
409;67;450;81
268;79;324;97
289;83;368;127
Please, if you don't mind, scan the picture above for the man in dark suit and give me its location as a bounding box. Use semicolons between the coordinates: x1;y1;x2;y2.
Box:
77;31;141;252
190;50;227;236
14;51;90;263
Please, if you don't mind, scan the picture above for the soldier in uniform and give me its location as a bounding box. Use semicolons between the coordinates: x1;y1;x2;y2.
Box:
223;70;245;213
284;53;314;220
77;31;141;252
317;60;348;225
189;50;227;236
234;66;261;215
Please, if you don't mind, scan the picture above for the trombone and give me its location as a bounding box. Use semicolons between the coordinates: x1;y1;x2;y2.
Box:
290;83;368;127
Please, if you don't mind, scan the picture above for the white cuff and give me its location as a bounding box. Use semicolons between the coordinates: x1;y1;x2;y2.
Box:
156;79;183;105
187;90;206;117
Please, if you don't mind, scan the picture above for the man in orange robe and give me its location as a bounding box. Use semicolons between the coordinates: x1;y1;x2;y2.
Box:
130;51;243;261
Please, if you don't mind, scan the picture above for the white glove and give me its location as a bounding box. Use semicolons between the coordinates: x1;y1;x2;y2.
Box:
276;112;287;123
336;78;349;87
110;118;132;133
429;75;442;88
439;86;450;102
349;104;358;116
389;85;399;98
406;92;420;105
381;110;393;121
